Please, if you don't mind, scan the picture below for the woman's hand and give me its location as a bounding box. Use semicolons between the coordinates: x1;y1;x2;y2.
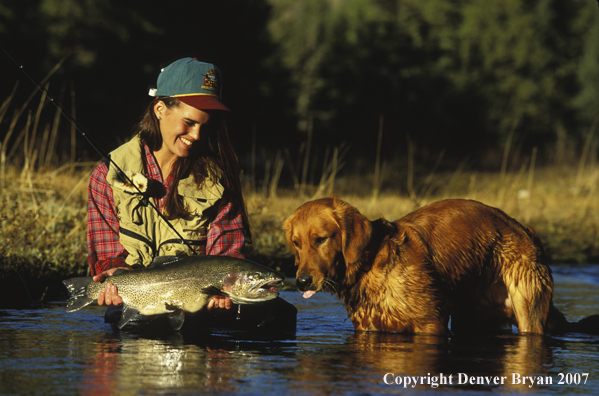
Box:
92;267;131;306
207;296;232;310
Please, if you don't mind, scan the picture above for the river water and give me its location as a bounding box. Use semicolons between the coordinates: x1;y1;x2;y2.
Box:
1;264;598;396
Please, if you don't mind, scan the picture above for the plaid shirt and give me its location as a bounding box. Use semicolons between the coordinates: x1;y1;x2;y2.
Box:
87;142;245;276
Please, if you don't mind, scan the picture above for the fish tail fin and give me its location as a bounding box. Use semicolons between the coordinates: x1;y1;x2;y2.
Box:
62;277;95;312
168;310;185;331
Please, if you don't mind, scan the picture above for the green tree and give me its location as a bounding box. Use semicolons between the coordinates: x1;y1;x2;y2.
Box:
267;0;599;162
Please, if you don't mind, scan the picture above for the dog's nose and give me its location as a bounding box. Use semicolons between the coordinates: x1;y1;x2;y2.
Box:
296;274;313;291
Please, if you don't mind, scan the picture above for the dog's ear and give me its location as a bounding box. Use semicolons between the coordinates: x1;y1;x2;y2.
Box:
283;215;296;254
332;197;372;264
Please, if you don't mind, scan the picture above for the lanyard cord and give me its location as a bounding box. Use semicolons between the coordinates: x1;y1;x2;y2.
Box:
1;45;195;255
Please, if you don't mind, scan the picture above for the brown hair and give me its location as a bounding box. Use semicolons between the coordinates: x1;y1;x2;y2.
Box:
136;97;252;245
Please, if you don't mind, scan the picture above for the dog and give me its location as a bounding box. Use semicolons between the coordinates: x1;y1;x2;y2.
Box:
284;196;597;335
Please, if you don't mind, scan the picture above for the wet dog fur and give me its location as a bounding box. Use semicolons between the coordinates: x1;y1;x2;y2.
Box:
284;196;597;335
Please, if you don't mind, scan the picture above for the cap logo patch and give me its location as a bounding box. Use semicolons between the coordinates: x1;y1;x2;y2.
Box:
202;69;219;92
152;58;230;110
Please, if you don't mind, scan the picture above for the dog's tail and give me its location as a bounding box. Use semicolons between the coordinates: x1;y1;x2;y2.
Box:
546;303;599;335
526;227;599;335
566;315;599;334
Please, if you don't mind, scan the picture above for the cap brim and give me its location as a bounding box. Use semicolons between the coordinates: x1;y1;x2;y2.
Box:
177;95;231;111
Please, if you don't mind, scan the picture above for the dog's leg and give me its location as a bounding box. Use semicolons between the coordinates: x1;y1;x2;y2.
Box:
450;312;474;335
507;288;537;333
504;261;553;335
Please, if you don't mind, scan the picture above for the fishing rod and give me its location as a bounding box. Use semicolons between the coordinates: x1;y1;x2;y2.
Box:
1;44;196;256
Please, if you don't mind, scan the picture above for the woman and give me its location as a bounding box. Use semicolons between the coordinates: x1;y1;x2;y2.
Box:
87;58;251;310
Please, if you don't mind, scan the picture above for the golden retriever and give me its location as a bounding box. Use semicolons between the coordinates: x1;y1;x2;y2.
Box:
284;196;595;335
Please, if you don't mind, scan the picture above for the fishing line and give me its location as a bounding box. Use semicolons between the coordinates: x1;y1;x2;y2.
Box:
12;269;41;309
1;44;196;255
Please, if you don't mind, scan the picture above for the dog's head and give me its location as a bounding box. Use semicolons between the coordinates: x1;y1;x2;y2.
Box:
283;196;372;298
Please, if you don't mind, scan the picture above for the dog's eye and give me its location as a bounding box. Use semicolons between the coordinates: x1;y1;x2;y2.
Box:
314;237;327;246
293;240;300;248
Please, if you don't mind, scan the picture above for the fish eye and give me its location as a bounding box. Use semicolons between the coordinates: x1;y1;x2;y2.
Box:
247;272;262;281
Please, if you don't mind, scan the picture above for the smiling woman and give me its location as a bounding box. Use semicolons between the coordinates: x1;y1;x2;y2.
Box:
152;101;213;174
86;58;253;312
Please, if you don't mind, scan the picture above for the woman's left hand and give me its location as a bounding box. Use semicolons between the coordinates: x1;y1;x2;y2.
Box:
207;296;232;309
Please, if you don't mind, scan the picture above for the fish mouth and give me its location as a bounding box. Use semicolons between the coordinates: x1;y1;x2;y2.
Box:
251;278;282;293
228;277;283;304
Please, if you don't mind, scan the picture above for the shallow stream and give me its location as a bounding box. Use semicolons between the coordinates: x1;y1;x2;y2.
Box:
1;264;598;395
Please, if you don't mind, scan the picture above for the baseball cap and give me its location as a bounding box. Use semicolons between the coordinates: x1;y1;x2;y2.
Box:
148;57;230;111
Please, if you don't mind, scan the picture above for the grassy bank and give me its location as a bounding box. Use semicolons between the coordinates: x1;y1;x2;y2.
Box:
1;160;598;307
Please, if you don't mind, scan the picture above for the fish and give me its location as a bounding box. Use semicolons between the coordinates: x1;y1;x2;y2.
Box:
62;255;284;330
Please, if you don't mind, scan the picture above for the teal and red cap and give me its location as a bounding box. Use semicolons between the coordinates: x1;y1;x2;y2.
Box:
149;57;230;111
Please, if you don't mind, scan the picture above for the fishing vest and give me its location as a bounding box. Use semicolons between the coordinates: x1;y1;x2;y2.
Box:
106;136;224;267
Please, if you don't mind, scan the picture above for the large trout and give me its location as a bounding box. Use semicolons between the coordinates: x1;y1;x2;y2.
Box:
63;256;284;330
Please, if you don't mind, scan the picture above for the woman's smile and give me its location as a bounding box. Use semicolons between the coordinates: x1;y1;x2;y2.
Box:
180;136;194;147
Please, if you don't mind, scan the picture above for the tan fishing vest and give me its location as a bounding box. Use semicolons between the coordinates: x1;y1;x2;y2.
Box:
106;136;224;267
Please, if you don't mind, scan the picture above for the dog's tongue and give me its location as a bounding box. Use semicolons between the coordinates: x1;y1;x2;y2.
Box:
303;290;317;299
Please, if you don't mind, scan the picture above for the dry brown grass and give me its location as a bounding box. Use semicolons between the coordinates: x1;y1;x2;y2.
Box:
1;154;598;287
0;163;93;278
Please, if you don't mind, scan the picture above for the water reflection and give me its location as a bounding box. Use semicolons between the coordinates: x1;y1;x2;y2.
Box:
283;332;557;394
78;334;263;395
80;339;120;396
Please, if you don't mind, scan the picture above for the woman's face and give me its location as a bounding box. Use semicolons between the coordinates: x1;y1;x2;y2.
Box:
154;100;212;161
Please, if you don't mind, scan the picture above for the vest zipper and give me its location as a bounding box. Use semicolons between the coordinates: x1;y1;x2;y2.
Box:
120;227;157;257
158;239;206;255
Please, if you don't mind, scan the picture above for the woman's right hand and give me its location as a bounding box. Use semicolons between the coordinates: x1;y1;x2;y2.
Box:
92;267;131;306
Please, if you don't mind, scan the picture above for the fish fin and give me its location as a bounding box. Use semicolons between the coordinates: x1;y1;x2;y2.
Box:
117;305;140;329
112;269;129;276
200;286;226;297
62;277;95;312
149;256;184;268
168;310;185;331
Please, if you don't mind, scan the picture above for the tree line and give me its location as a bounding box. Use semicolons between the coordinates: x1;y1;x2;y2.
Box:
1;0;598;173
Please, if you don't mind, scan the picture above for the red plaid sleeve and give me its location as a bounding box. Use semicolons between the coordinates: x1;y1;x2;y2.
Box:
206;200;246;258
86;161;129;276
